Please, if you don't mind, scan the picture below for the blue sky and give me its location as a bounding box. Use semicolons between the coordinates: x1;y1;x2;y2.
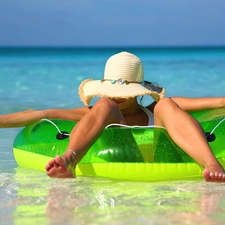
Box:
0;0;225;47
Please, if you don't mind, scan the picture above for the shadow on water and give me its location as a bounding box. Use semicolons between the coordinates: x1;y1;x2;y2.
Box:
0;167;225;225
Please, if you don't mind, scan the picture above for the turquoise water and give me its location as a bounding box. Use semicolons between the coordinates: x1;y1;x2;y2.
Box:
0;47;225;224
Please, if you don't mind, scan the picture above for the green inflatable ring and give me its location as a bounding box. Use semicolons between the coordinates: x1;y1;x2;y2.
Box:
13;108;225;181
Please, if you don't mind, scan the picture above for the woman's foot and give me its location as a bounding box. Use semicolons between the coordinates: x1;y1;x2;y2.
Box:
45;154;76;178
203;165;225;182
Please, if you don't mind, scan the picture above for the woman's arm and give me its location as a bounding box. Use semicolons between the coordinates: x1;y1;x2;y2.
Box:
171;97;225;112
0;107;90;128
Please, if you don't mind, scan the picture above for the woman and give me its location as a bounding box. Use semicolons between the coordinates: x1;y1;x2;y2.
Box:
1;52;225;182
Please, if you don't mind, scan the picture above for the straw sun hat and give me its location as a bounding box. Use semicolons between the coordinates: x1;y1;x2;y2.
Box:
78;51;165;106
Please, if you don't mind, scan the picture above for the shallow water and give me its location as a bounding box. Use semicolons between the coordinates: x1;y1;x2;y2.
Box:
1;169;225;225
1;47;225;224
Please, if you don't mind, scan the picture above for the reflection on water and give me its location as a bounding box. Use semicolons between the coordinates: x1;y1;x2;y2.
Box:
0;167;224;225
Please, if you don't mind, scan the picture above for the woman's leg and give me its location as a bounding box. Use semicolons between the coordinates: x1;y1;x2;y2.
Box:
153;98;225;182
45;98;127;178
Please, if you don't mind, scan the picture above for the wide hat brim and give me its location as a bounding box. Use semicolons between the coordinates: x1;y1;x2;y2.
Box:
79;79;165;106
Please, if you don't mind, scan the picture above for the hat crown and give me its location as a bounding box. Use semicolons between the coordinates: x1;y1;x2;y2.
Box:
104;52;143;82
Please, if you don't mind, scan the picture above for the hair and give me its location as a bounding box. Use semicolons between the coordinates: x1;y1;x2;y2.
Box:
138;96;144;106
